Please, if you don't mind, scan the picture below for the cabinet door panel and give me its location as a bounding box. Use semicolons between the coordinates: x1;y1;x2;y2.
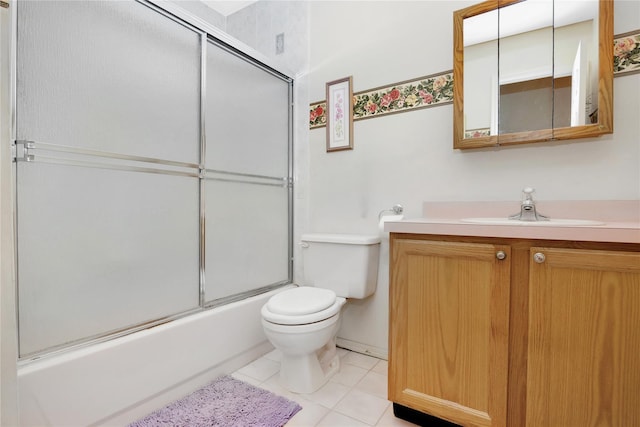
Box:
390;239;510;427
527;247;640;427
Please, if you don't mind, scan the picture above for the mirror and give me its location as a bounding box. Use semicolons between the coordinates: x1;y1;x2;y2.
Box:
453;0;613;149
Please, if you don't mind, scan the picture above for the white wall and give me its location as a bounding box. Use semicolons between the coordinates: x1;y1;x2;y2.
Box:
308;1;640;356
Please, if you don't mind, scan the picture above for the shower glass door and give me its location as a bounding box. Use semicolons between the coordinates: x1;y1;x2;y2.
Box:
203;40;292;304
14;0;293;358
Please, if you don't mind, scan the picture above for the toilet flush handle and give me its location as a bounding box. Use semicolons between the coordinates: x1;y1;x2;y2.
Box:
299;242;310;248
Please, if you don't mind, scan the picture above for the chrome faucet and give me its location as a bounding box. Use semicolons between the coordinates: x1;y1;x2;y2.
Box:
509;187;549;221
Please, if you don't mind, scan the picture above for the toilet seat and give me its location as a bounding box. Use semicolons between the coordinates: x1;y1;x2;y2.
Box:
262;287;345;326
267;287;336;316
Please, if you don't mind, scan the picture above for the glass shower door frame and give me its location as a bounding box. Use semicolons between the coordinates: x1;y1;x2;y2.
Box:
10;0;294;359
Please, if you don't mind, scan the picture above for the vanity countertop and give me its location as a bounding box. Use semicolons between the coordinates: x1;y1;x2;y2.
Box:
384;200;640;244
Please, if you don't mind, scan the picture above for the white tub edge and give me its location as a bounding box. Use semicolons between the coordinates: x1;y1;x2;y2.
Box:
17;286;292;426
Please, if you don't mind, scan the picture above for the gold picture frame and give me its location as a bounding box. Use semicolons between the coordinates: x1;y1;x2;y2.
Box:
325;76;353;152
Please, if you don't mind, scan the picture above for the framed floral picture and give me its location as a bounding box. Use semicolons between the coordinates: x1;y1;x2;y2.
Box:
614;31;640;76
325;76;353;152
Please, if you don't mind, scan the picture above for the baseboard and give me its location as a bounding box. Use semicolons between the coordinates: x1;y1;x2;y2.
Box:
336;337;388;360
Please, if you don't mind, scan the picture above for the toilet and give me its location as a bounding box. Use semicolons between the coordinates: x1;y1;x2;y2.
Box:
261;233;381;394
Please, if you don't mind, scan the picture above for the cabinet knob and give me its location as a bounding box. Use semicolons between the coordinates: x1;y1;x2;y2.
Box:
496;251;506;260
533;252;546;263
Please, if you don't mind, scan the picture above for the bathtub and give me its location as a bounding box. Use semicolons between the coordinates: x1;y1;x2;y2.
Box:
17;287;291;426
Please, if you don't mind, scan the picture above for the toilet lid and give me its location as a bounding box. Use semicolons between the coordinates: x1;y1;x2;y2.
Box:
266;287;337;316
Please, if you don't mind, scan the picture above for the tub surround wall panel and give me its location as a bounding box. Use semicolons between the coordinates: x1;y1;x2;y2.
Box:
308;1;640;358
170;0;226;31
225;1;308;75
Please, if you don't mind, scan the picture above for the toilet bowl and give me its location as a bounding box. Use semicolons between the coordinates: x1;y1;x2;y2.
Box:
262;287;346;393
260;233;380;394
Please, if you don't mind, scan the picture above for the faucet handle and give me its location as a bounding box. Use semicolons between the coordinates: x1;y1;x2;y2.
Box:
510;187;549;221
522;187;535;201
392;204;404;215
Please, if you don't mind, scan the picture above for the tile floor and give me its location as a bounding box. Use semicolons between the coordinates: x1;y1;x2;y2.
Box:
232;347;416;427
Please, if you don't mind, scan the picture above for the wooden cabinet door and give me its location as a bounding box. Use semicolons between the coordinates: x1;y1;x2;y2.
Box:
389;239;510;427
527;247;640;427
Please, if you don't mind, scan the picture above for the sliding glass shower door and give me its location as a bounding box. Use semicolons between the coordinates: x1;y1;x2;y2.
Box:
203;40;292;303
14;0;293;358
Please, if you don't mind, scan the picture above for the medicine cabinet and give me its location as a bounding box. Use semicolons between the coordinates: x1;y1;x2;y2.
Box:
453;0;613;149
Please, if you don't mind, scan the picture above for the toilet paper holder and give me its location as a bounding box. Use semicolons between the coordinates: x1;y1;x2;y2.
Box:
378;204;404;220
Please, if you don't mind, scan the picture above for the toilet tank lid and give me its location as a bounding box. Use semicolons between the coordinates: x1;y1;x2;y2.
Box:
301;233;381;245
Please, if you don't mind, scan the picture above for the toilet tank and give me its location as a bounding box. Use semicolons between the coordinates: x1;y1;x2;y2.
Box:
300;233;381;299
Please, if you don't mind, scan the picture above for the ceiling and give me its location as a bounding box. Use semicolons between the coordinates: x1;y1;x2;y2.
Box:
201;0;258;16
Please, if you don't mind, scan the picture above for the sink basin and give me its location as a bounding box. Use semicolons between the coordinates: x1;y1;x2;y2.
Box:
460;217;605;227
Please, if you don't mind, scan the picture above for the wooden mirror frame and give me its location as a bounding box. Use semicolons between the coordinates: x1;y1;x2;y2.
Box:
453;0;613;149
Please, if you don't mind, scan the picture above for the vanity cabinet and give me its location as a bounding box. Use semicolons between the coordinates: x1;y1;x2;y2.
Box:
389;234;640;427
388;238;510;427
526;247;640;427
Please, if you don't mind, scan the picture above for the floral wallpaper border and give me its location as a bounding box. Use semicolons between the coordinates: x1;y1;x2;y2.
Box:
310;29;640;129
464;128;491;139
310;71;453;129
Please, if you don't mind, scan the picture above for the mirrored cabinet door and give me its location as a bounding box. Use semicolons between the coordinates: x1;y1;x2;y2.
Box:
453;0;613;149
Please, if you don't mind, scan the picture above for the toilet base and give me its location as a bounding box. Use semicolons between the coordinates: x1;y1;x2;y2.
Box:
279;338;340;394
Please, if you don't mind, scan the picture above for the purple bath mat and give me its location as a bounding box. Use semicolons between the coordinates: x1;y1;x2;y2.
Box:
128;375;302;427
